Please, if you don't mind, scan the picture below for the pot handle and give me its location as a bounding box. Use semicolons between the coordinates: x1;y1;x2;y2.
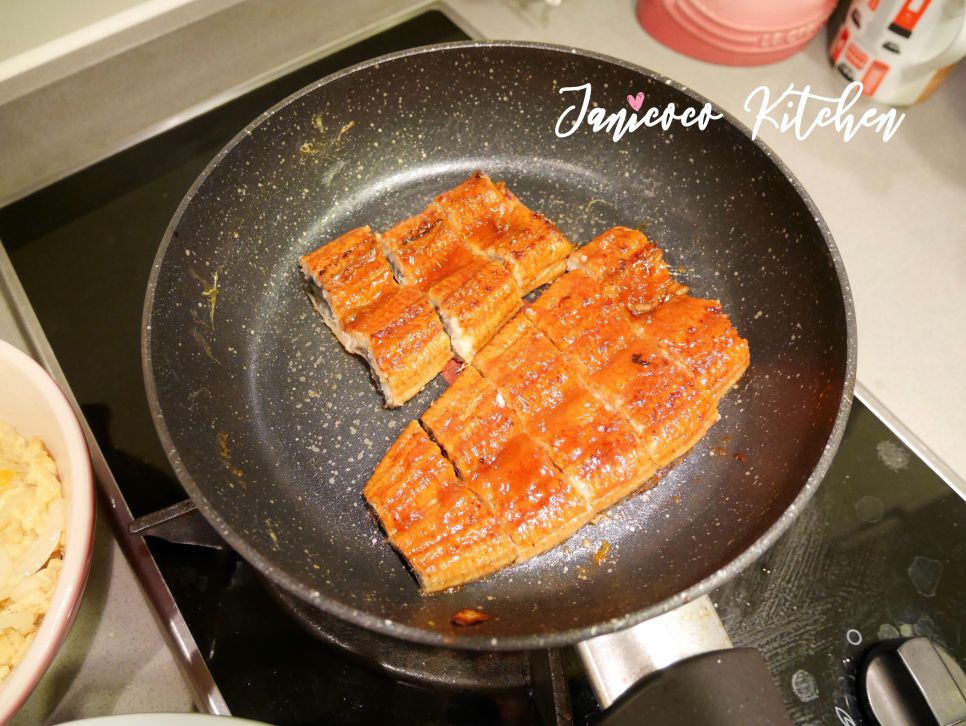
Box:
597;647;792;726
578;595;791;725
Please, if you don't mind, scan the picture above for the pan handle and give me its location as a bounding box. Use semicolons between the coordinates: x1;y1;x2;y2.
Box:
578;595;792;725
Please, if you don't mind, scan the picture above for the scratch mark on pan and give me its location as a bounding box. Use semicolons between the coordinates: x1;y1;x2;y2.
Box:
322;159;347;188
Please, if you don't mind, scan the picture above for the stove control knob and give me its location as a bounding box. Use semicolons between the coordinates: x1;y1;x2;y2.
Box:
863;637;966;725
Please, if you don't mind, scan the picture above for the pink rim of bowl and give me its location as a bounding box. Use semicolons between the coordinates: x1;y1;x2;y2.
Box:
0;339;95;723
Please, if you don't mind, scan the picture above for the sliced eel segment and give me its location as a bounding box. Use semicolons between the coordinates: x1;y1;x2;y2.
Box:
379;205;480;291
632;296;750;400
421;367;521;478
434;171;514;252
465;434;592;561
473;316;576;426
490;183;573;294
590;341;718;469
435;172;571;295
420;367;591;560
343;286;452;407
474;316;657;511
363;421;515;592
528;272;717;469
300;228;452;407
427;259;522;364
526;271;637;376
299;226;397;350
568;226;687;314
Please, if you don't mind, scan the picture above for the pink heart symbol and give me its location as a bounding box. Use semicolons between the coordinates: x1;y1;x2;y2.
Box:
627;92;645;112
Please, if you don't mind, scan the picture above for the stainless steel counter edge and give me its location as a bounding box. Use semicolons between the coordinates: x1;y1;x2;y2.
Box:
854;382;966;503
0;243;229;716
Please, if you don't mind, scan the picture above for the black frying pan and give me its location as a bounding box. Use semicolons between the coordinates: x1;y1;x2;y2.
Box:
143;43;855;657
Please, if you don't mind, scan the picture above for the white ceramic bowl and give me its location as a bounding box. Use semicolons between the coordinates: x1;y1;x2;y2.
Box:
0;338;95;722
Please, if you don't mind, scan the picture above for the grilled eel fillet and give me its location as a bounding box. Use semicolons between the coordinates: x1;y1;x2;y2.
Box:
363;421;515;592
380;205;522;363
299;226;396;350
426;259;522;364
301;174;570;400
364;231;749;592
633;296;750;400
571;228;749;400
379;204;480;291
300;227;451;407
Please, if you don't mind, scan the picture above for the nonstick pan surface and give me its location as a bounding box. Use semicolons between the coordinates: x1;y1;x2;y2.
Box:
143;42;855;650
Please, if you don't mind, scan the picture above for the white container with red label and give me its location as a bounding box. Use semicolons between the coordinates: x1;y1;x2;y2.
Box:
829;0;966;105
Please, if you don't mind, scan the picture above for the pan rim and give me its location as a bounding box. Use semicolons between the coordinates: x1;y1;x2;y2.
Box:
142;39;857;651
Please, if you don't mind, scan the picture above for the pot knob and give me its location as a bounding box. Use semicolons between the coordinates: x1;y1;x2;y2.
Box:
863;637;966;725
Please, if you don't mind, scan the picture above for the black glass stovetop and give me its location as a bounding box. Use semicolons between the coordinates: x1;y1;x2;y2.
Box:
2;11;964;725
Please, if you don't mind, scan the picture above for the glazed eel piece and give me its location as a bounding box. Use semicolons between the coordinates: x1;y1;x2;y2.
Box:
473;314;657;512
527;271;720;469
363;421;515;592
364;368;593;590
433;173;573;295
380;201;523;363
420;367;593;562
569;227;749;400
381;170;573;363
299;226;451;407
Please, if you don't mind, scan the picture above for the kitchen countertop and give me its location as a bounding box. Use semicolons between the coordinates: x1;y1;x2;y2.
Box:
0;0;963;720
0;296;195;721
